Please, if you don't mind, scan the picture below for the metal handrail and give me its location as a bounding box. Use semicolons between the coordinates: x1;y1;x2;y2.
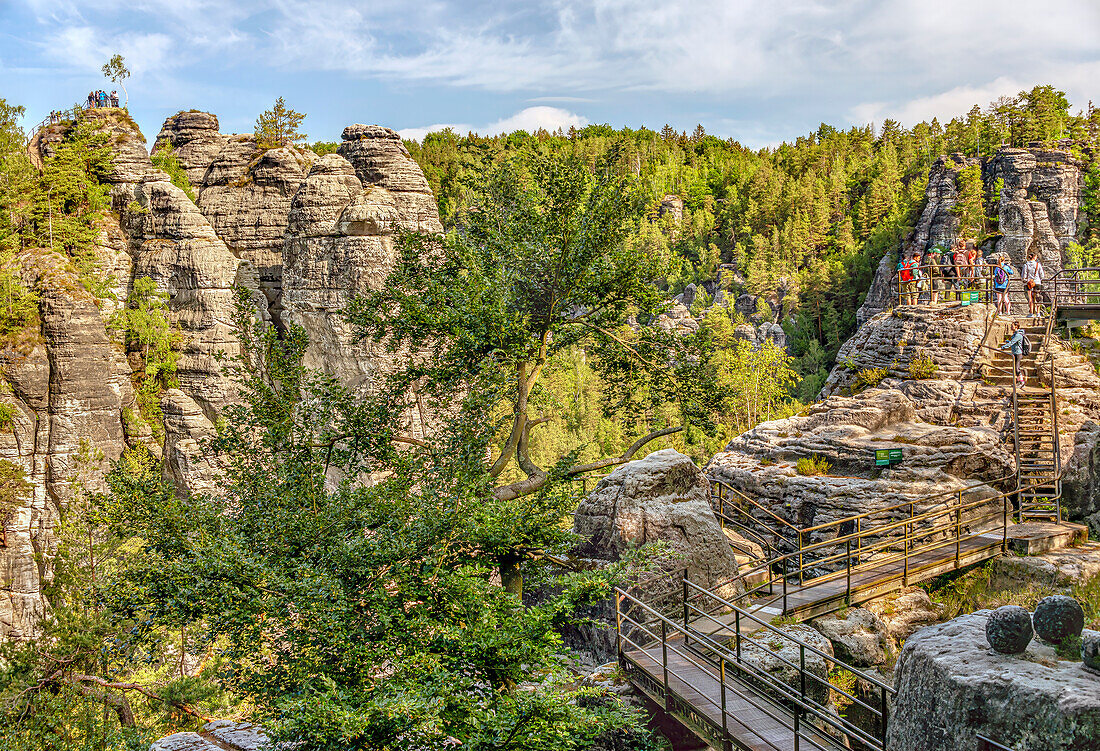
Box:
703;473;1059;614
616;587;868;751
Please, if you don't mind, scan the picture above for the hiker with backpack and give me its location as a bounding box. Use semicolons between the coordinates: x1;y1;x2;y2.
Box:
1022;249;1044;318
897;252;919;305
1000;320;1029;386
993;255;1016;315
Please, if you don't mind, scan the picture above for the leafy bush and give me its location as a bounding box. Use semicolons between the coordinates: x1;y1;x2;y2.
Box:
150;148;196;201
0;402;13;429
796;455;832;476
854;367;887;390
908;349;938;379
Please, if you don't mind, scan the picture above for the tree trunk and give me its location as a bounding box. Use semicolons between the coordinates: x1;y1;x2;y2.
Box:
499;553;523;599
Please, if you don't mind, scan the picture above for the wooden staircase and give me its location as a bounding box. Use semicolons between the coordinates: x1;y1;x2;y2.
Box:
982;317;1062;522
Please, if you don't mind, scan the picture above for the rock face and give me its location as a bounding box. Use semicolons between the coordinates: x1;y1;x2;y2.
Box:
154;111;317;302
574;449;743;600
989;147;1082;274
863;588;944;642
706;385;1013;530
888;610;1100;751
812;607;891;666
280;128;442;434
0;252;134;641
739;624;835;707
150;721;268;751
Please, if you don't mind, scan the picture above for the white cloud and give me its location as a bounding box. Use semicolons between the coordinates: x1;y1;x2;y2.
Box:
398;106;589;141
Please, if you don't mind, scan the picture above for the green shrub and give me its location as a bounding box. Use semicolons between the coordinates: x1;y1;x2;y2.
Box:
854;367;887;390
150;148;196;201
796;455;832;476
908;349;938;379
0;402;13;429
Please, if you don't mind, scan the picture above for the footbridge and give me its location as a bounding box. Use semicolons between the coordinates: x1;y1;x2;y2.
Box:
612;266;1099;751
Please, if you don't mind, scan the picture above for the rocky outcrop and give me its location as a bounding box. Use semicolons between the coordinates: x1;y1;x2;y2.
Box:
279;128;442;432
862;588;944;642
822;304;1009;398
706;386;1013;529
574;449;744;601
154;112;316;301
989;147;1082;274
887;610;1100;751
812;607;892;666
740;624;835;707
0;249;134;642
151;721;268;751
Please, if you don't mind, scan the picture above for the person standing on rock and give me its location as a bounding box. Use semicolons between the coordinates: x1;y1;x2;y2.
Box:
897;252;918;305
1000;320;1026;386
1023;250;1044;318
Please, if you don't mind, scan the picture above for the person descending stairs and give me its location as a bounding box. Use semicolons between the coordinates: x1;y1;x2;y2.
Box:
992;317;1062;522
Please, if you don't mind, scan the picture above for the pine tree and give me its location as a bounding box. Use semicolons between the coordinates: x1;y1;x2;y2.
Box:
254;97;307;149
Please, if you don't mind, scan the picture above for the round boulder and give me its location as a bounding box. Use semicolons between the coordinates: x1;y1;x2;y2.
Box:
1033;595;1085;645
1083;630;1100;671
574;449;742;600
985;605;1033;654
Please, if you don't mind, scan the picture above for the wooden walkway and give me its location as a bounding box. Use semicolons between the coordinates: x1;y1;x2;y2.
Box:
731;529;1006;624
622;642;844;751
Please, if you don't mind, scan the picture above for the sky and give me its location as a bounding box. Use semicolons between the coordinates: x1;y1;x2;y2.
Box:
2;0;1099;149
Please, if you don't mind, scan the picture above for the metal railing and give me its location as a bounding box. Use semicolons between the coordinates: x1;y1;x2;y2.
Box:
1049;266;1100;309
976;733;1018;751
616;581;893;751
706;474;1062;617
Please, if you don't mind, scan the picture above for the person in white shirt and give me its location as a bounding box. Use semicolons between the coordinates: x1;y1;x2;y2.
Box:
1022;250;1044;317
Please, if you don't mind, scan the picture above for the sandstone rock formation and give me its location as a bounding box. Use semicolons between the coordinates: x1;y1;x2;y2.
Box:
279;127;442;435
574;448;744;601
706;385;1013;530
151;721;268;751
739;624;835;706
4;110;448;641
888;610;1100;751
812;607;891;666
155;112;317;301
862;588;944;642
989;147;1082;272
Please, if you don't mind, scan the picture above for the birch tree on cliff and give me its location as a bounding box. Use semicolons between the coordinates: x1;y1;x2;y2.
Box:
350;152;708;595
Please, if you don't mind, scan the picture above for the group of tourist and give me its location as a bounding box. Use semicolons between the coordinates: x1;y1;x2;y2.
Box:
897;240;1045;317
85;90;119;108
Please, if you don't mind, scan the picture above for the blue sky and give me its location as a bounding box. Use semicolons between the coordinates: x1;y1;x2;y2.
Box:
3;0;1099;148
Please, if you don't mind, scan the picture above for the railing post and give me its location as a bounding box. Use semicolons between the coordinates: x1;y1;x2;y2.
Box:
881;684;889;745
1002;496;1009;553
615;591;623;664
681;569;689;649
794;707;801;751
955;497;961;568
782;570;788;615
720;656;728;743
846;537;852;605
799;644;806;699
661;619;670;711
903;503;912;586
798;530;804;586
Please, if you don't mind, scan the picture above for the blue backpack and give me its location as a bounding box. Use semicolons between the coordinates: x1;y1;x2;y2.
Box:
994;265;1008;286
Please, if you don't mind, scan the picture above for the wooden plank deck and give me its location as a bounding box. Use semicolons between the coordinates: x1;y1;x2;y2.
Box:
623;644;844;751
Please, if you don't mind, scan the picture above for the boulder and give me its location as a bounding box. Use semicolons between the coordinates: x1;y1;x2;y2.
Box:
1032;595;1085;645
151;721;268;751
990;542;1100;590
1083;631;1100;672
574;449;742;601
887;610;1100;751
986;605;1034;654
812;607;891;666
739;624;835;707
863;588;944;641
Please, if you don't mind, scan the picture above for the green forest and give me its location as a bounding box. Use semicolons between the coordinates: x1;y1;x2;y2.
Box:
395;84;1100;461
0;83;1098;750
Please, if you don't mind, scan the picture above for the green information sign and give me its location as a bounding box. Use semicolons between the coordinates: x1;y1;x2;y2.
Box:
875;448;904;466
